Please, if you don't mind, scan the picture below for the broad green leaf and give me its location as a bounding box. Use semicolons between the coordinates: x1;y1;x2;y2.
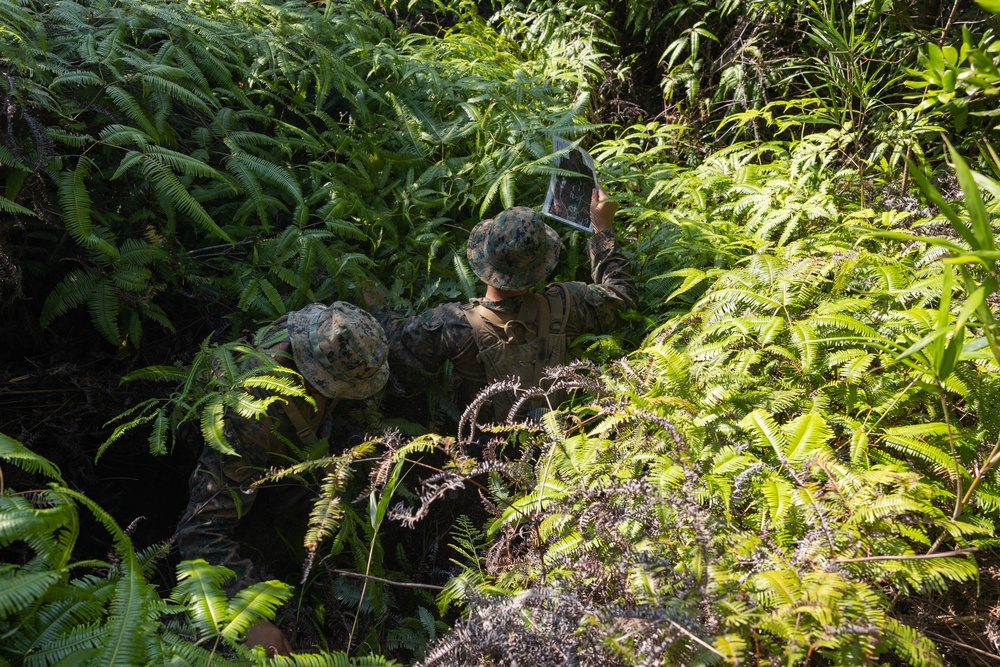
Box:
906;158;978;249
975;0;1000;15
946;139;995;252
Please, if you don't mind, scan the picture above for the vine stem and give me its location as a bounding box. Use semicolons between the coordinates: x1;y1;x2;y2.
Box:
939;390;962;521
333;569;444;591
664;618;724;658
941;0;962;42
347;460;410;652
837;547;977;563
207;636;220;667
924;630;1000;662
958;433;1000;509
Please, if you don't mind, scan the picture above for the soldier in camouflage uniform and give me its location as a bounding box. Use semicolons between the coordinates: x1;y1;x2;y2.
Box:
373;185;635;424
174;301;388;656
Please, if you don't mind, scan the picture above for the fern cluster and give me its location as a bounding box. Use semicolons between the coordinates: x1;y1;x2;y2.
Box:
5;0;1000;664
360;133;1000;666
2;0;595;348
0;432;315;666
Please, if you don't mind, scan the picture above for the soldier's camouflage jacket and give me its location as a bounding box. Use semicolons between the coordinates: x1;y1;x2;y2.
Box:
174;316;334;592
375;229;636;419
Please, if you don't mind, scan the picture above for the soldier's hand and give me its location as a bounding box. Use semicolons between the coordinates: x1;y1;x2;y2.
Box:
268;339;292;362
245;619;293;657
591;185;616;232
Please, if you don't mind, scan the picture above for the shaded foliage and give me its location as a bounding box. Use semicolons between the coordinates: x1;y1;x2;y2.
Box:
3;0;1000;665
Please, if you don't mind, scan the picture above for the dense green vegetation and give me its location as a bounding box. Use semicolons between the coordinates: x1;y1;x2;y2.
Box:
4;0;1000;664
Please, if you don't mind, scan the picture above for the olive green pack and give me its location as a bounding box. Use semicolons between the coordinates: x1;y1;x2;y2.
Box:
462;288;568;421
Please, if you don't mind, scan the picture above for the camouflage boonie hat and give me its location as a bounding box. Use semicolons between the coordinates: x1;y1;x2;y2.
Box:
467;206;560;290
287;302;389;399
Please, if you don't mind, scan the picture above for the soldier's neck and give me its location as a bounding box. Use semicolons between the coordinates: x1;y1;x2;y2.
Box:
484;284;529;302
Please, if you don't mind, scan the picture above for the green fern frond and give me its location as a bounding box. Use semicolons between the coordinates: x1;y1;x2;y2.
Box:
453;255;476;300
142;409;169;456
41;258;98;319
87;279;123;347
138;301;174;334
200;398;236;456
742;409;786;453
760;475;796;526
0;193;36;217
57;160;118;257
120;365;189;383
240;373;309;398
0;568;63;619
223;390;284;420
789;322;818;372
99;125;153;149
145;145;222;180
94;560;148;667
0;493;77;564
11;587;106;657
385;91;432;157
882;617;942;667
139;71;215;115
827;349;877;382
303;477;346;576
220;580;293;641
969;480;1000;512
544;531;584;564
0;432;64;481
436;569;489;616
49;70;104;89
879;432;961;478
224;151;268;224
752;568;802;608
225;147;304;215
807;313;885;341
316;210;367;241
48;486;150;667
118;238;167;265
105;85;158;138
699;287;783;320
212;344;245;381
172;559;233;636
272;652;399;666
237;276;286;316
885;423;953;438
110;265;152;293
15;622;103;666
139;153;231;242
781;412;833;465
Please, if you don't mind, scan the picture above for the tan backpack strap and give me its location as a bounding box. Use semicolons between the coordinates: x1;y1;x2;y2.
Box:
280;399;319;445
532;293;550;348
465;295;544;343
468;303;507;333
518;293;541;328
281;392;331;446
544;286;566;334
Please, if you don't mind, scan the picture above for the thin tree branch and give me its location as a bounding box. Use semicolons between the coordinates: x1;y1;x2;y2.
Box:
665;618;724;658
925;630;1000;662
837;547;978;563
332;569;444;591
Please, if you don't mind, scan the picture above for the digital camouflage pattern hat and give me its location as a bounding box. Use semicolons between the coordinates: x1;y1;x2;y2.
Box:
466;206;560;290
287;302;389;399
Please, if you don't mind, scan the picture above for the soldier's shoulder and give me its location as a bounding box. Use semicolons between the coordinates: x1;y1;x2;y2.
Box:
545;281;614;309
417;301;470;330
